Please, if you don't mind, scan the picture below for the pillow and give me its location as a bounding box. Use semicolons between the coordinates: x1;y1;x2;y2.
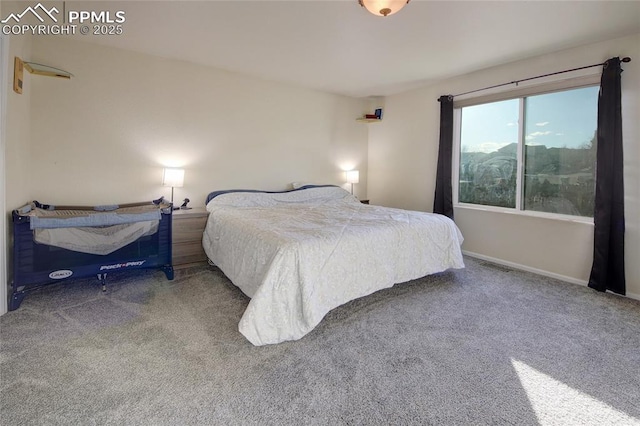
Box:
208;186;356;210
291;182;339;190
291;182;313;190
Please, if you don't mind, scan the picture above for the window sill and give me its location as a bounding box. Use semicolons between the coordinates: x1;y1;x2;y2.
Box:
454;203;594;225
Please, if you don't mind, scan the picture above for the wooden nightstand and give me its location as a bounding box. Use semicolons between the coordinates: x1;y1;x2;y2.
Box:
172;208;209;268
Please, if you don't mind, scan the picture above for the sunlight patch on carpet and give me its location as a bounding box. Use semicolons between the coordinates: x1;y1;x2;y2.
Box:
511;359;640;426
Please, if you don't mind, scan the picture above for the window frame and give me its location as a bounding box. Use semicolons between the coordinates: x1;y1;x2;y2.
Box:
452;74;601;224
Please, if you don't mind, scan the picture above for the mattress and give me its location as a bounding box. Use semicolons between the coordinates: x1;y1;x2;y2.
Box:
203;186;465;346
22;203;162;255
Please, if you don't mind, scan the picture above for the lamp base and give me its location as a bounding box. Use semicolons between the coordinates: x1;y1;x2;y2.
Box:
170;186;178;210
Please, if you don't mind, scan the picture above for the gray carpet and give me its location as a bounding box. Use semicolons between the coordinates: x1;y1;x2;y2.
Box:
1;257;639;425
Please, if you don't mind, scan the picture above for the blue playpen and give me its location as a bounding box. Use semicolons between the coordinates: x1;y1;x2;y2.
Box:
10;200;174;310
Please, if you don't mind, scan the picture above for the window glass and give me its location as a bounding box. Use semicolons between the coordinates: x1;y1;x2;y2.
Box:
459;99;519;208
523;87;599;217
456;85;598;218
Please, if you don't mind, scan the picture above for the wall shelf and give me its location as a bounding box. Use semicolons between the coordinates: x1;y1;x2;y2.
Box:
13;57;72;94
357;106;383;123
24;62;73;79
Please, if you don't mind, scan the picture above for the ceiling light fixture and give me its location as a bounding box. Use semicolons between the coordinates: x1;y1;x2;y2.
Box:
359;0;410;17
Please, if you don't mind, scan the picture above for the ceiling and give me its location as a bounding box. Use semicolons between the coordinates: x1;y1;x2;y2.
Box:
51;1;640;97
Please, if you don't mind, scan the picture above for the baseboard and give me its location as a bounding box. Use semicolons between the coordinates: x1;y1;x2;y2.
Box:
462;250;639;301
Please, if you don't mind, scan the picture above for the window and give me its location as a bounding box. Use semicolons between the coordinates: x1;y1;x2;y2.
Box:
455;85;599;218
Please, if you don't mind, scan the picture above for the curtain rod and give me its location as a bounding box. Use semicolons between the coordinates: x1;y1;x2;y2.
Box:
439;56;631;101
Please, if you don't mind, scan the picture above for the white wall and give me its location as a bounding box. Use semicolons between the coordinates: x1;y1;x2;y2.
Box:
24;37;368;208
5;35;32;217
368;34;640;298
3;33;32;313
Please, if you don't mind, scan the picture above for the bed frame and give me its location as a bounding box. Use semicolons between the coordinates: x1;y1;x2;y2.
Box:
9;201;174;311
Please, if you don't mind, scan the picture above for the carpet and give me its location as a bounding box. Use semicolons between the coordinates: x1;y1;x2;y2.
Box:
1;257;639;425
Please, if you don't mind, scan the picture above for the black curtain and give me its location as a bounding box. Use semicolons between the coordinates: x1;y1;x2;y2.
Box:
433;95;454;219
588;57;626;295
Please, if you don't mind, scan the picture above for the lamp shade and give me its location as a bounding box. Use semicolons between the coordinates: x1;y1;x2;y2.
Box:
346;170;360;184
359;0;410;17
162;168;184;188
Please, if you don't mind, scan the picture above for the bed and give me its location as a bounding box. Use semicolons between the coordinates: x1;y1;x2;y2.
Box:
10;200;174;310
203;185;464;346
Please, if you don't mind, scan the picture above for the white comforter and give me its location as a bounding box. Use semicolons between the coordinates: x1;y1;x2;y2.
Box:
203;186;464;346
